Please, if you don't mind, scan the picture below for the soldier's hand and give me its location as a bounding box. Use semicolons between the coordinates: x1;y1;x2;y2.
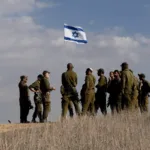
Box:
52;87;56;90
36;90;41;93
29;105;34;109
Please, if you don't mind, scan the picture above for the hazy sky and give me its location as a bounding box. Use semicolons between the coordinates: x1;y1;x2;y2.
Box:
0;0;150;123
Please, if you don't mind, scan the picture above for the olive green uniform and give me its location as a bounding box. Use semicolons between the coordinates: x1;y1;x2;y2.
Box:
29;80;42;122
18;81;31;123
107;78;122;114
60;85;74;117
82;74;96;115
121;69;134;110
138;81;143;110
139;80;150;112
132;77;139;109
40;77;52;122
95;75;107;115
61;71;80;118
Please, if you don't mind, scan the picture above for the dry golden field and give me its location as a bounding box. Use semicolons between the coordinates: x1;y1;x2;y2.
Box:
0;112;150;150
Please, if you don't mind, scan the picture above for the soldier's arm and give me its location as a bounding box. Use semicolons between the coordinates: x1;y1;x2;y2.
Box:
43;78;54;91
29;81;38;93
96;77;105;88
138;81;142;92
121;73;126;94
132;78;137;91
25;84;30;97
60;85;65;96
61;73;65;86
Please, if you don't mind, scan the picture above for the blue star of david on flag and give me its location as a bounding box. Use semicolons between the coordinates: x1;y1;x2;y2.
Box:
64;24;87;44
72;31;79;38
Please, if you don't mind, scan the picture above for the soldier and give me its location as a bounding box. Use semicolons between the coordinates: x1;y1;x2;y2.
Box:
138;73;150;113
40;71;55;122
81;68;96;114
60;85;74;117
120;62;134;110
61;63;80;118
82;68;96;115
18;76;33;123
107;71;115;113
95;68;107;115
107;70;122;115
29;74;43;123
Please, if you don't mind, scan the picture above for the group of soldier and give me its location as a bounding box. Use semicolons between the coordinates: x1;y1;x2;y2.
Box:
18;62;150;123
18;71;55;123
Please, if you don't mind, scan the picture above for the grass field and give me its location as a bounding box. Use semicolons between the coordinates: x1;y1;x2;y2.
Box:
0;112;150;150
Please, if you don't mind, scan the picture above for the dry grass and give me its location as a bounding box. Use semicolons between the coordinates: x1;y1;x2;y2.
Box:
0;112;150;150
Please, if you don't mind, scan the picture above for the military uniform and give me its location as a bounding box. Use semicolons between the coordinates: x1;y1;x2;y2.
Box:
138;81;143;110
18;80;32;123
40;76;52;122
82;74;96;115
60;85;74;117
107;78;122;114
121;64;134;110
138;75;150;112
95;75;107;115
61;71;80;118
132;77;139;109
29;80;42;122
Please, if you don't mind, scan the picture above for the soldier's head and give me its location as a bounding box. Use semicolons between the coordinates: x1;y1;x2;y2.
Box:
67;63;74;70
43;70;50;78
86;68;93;75
20;75;28;82
121;62;128;71
37;74;43;80
138;73;145;81
109;71;114;79
113;70;120;78
97;68;104;76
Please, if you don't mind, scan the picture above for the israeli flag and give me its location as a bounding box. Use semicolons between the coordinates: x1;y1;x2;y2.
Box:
64;24;87;44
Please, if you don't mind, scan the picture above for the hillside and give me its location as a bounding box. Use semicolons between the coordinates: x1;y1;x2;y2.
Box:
0;112;150;150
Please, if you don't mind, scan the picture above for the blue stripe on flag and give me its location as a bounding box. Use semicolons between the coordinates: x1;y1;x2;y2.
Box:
64;25;83;32
64;37;87;44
